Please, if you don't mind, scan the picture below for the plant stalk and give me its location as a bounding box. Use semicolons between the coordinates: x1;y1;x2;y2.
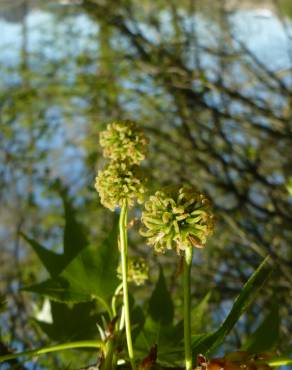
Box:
102;338;115;370
0;340;103;363
183;245;193;370
265;357;292;367
119;305;125;331
119;200;136;370
111;282;123;317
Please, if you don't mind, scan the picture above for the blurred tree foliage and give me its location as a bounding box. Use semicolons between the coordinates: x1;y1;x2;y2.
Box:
1;0;292;368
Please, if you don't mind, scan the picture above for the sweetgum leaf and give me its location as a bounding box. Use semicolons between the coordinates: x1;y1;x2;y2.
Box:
21;190;89;277
62;190;88;258
135;317;184;366
142;291;211;365
148;267;174;326
24;276;89;303
192;255;272;355
131;305;145;341
241;303;279;353
24;225;119;311
154;321;184;366
20;233;65;277
35;301;100;342
134;267;183;366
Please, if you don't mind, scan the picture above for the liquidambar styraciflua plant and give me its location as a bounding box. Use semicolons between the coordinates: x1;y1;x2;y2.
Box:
0;121;288;369
95;120;148;370
140;185;214;370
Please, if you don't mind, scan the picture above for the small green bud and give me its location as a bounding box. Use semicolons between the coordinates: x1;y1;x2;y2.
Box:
140;186;214;254
95;162;146;211
117;257;149;286
99;120;148;165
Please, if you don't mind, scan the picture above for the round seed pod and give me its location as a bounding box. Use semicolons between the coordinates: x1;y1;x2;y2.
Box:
95;162;146;211
140;185;214;254
99;120;148;165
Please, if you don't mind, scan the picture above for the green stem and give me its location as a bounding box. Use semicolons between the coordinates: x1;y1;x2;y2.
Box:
102;339;115;370
183;245;193;370
111;282;123;317
0;340;103;363
119;200;136;370
119;305;125;331
262;357;292;367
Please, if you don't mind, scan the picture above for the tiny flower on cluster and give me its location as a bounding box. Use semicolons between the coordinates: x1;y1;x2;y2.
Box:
99;120;148;165
140;185;214;254
95;162;146;211
117;257;149;286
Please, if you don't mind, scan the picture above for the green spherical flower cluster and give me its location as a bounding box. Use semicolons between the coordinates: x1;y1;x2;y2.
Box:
140;186;214;254
100;120;148;165
95;162;146;211
117;257;149;286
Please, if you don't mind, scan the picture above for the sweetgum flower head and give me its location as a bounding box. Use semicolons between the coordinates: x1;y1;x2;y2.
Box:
99;120;148;164
95;162;146;211
140;186;214;254
117;256;149;286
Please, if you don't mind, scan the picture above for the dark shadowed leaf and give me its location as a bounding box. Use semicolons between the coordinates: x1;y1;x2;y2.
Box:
134;267;183;366
192;256;272;355
35;301;100;342
61;191;88;258
20;233;65;277
148;267;174;326
135;317;184;366
21;190;89;277
132;305;146;341
241;303;279;353
24;222;119;312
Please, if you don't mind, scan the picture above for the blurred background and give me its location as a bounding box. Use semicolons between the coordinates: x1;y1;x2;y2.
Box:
1;0;292;369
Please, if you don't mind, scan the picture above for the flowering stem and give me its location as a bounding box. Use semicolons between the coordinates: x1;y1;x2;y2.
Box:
183;245;193;370
119;200;136;370
0;340;103;363
111;282;123;317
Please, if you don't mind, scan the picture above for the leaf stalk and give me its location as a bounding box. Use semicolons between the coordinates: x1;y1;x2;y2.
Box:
0;340;103;363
